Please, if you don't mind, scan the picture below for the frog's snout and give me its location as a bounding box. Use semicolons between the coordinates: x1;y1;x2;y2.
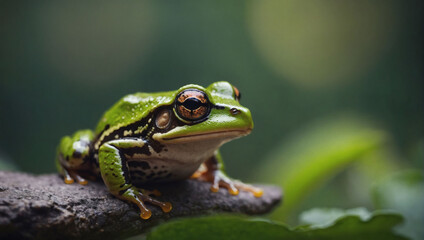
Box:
229;106;253;130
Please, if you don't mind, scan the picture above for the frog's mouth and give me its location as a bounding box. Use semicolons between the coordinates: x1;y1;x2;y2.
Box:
157;128;252;143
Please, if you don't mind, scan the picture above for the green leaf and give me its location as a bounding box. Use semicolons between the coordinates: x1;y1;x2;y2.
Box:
147;215;298;240
303;212;407;240
259;115;389;220
298;208;407;240
299;207;372;229
146;211;406;240
372;170;424;240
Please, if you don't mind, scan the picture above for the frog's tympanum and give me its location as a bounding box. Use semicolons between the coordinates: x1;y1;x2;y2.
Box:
56;82;263;219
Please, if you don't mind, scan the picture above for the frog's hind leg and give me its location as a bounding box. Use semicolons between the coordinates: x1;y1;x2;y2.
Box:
56;129;94;185
98;138;172;220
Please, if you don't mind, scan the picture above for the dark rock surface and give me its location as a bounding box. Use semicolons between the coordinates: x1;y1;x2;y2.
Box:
0;171;282;240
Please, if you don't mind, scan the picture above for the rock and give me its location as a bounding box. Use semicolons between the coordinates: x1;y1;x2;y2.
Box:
0;171;282;240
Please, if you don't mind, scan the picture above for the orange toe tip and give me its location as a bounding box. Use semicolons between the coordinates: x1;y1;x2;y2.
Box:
161;202;172;213
64;178;74;184
229;188;239;196
78;180;88;185
140;210;152;220
210;186;219;193
190;173;201;179
253;189;264;197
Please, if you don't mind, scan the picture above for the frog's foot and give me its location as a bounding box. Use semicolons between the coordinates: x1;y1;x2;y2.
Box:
121;187;172;220
197;170;263;197
62;168;88;185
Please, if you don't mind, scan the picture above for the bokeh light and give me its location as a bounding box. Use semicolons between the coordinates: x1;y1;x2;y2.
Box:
248;0;398;88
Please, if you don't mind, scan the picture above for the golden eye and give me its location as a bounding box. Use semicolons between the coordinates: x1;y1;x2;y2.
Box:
233;86;241;101
175;89;210;122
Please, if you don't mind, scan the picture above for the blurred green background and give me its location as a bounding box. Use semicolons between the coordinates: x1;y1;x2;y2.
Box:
0;0;423;233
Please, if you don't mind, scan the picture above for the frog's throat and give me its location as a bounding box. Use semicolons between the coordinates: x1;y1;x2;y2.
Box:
154;128;252;143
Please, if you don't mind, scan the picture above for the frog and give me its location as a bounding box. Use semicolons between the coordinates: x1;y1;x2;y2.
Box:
56;81;263;220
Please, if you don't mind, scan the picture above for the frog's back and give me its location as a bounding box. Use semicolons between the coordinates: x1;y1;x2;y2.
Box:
94;91;175;143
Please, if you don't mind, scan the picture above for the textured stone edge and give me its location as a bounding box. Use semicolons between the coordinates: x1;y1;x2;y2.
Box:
0;171;282;240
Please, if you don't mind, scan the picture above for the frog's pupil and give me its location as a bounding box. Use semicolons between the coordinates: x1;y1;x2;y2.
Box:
183;98;201;110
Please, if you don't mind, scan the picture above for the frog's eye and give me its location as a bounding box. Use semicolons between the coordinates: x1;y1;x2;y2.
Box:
233;86;241;101
175;89;211;122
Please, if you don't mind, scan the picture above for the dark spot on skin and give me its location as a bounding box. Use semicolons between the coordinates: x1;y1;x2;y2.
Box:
130;170;146;176
146;173;156;179
73;151;82;158
132;177;145;183
112;173;117;177
164;148;168;152
128;161;150;170
154;166;158;169
152;175;167;181
165;173;172;178
161;165;165;168
122;145;151;157
149;141;164;154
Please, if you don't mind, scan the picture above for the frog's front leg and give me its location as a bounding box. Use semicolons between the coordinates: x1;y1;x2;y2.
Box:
98;138;172;220
193;151;263;198
56;130;94;185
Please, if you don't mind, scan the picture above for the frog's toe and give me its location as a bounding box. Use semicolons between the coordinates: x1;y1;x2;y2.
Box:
140;209;152;220
64;175;75;184
121;188;153;220
200;170;263;197
190;170;203;179
191;164;208;179
75;175;88;185
121;188;172;220
212;172;239;195
68;170;88;185
140;194;172;213
221;182;239;196
62;169;75;184
133;197;152;220
233;180;264;198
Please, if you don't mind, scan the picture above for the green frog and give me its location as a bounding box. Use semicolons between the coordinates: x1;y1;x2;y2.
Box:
56;81;263;220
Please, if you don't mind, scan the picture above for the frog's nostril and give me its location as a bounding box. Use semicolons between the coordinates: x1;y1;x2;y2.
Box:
230;108;240;115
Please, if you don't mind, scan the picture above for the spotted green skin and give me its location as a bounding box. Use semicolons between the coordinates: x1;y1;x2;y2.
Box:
56;81;253;215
